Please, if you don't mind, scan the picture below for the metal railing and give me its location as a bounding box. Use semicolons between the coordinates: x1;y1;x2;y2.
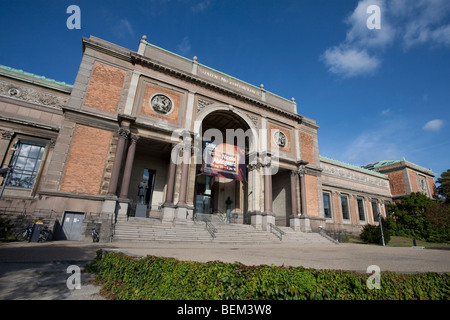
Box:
318;227;340;244
203;218;217;239
268;223;285;241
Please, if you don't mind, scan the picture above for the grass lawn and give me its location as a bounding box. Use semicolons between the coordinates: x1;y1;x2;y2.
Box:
387;236;450;248
348;235;449;248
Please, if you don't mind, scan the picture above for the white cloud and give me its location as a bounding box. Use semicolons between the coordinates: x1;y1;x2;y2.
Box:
191;0;211;13
423;119;444;131
345;0;395;49
177;36;191;56
321;46;381;78
113;19;134;39
321;0;450;78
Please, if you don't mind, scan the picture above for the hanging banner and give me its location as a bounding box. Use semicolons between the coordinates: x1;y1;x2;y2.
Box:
201;140;246;182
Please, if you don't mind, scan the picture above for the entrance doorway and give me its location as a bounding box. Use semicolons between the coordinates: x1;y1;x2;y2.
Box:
61;211;85;240
194;174;213;214
194;110;252;223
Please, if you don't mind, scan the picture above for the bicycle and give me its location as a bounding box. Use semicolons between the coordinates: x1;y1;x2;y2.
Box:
15;224;53;242
38;227;53;242
15;225;33;241
91;226;99;242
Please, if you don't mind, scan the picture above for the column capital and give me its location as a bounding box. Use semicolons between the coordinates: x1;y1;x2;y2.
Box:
118;127;130;139
1;130;14;141
130;134;140;144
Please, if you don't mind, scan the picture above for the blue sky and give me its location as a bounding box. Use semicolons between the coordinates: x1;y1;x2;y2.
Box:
0;0;449;180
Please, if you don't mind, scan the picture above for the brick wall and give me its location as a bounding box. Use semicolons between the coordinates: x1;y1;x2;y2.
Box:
84;62;125;113
387;171;407;196
300;131;315;164
305;175;319;217
60;124;113;195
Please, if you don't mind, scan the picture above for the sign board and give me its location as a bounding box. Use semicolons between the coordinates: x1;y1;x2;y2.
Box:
201;140;246;182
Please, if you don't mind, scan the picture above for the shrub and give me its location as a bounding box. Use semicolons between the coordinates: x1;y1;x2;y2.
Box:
87;251;450;300
0;217;14;240
360;221;391;245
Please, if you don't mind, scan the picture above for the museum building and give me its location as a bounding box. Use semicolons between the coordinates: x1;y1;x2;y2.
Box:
0;36;435;241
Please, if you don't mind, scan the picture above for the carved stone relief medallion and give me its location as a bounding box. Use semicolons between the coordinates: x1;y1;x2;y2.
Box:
273;130;287;148
150;94;173;115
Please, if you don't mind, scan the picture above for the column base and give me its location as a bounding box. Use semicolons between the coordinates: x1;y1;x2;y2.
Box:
161;205;176;223
289;215;301;231
300;216;312;232
250;211;262;230
116;201;129;222
101;198;117;222
262;212;276;231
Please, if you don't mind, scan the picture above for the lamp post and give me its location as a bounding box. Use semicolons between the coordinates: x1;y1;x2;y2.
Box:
379;212;386;247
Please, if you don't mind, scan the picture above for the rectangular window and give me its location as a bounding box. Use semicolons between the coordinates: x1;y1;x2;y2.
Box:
323;193;332;219
357;198;365;221
341;195;350;220
371;200;379;222
7;140;45;189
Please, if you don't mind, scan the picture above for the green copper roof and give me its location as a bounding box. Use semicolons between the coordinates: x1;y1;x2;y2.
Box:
0;65;73;89
320;155;388;178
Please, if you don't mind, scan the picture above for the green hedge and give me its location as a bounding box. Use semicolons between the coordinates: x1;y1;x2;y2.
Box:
87;250;450;300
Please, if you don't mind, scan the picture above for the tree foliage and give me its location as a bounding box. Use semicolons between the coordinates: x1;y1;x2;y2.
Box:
436;169;450;204
387;192;450;242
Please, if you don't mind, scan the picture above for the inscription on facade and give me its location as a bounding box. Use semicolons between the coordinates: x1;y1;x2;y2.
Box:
198;69;260;96
321;163;390;188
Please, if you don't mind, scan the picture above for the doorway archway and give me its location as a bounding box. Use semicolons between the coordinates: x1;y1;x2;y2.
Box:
193;108;257;224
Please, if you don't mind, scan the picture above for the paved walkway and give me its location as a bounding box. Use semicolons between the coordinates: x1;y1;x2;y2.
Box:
0;240;449;299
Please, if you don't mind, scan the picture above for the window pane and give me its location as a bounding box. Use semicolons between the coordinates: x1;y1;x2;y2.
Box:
341;196;349;220
372;200;379;222
323;193;331;219
29;146;41;159
24;158;37;172
357;198;365;221
14;157;26;172
18;144;31;158
7;141;45;189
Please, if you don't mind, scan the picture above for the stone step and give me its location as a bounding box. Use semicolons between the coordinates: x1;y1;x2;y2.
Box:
112;220;336;244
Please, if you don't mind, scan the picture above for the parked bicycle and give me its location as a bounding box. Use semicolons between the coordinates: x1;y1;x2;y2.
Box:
15;224;53;242
39;227;53;242
91;226;99;242
15;225;33;241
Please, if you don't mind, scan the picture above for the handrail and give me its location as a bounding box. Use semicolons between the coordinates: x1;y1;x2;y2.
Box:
318;226;340;244
203;218;217;239
268;223;285;241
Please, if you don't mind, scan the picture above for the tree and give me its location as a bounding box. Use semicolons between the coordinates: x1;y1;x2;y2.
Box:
436;169;450;204
387;192;449;242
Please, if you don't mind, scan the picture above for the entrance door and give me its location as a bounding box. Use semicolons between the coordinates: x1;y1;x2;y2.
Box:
194;175;213;214
61;211;85;240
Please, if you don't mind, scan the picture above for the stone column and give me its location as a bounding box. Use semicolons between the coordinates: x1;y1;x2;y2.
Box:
262;155;275;230
161;145;179;223
174;141;192;221
298;165;312;232
299;169;308;217
163;145;178;206
177;143;191;207
107;127;129;197
119;134;139;200
289;170;301;230
117;134;139;220
0;130;14;186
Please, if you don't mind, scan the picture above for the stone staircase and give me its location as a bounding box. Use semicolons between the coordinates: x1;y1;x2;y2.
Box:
112;217;336;245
